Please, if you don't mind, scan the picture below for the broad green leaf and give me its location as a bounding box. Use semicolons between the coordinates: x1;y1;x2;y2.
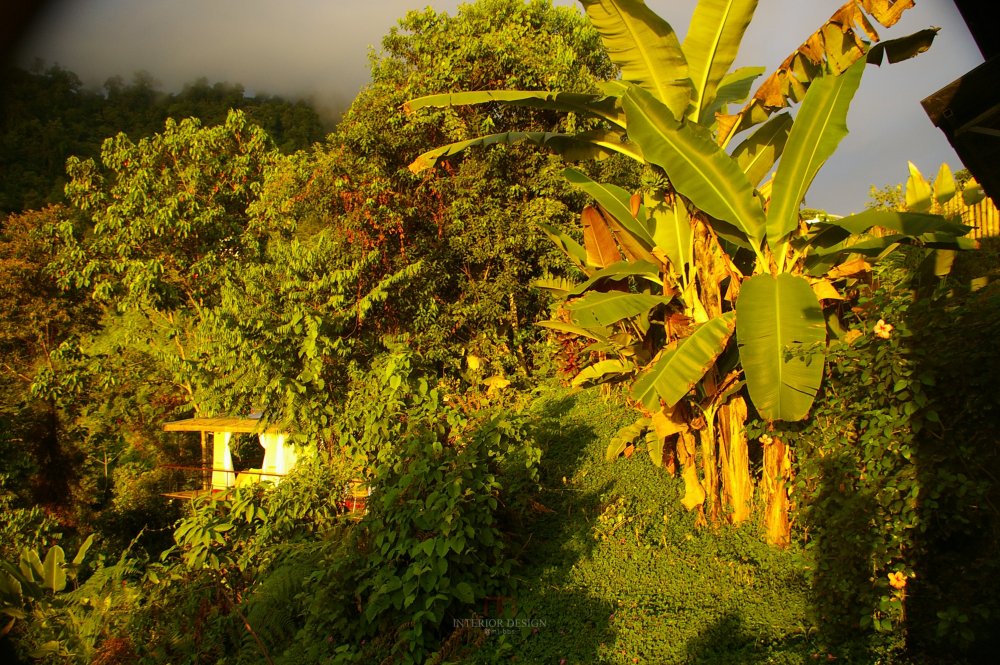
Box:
682;0;759;123
866;28;938;65
767;59;865;260
71;534;95;568
631;312;736;410
736;273;826;422
531;276;578;297
536;320;610;343
537;220;588;271
408;131;620;173
42;546;67;593
905;161;933;212
645;427;666;467
570;259;663;295
703;66;766;126
647;191;692;279
622;85;764;245
564;168;652;247
405;89;625;127
572;359;633;387
731;112;792;187
933;162;956;205
809;209;971;244
580;0;691;119
568;291;672;328
606;417;649;461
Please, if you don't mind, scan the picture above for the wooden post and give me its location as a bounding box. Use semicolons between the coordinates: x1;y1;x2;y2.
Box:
201;430;210;490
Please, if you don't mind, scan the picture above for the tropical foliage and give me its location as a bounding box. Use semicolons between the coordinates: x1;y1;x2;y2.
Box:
409;0;971;542
1;1;998;663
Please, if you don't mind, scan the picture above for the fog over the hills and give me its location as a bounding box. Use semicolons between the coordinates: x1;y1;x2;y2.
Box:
11;0;985;214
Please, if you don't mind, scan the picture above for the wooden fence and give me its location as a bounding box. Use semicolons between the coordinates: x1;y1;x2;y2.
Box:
941;195;1000;239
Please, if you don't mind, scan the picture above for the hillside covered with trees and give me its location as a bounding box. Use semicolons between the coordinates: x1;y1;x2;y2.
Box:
1;1;998;664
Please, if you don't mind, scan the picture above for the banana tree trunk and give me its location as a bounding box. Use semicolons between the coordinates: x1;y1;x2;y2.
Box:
762;435;792;547
719;396;753;524
676;429;707;526
698;422;720;524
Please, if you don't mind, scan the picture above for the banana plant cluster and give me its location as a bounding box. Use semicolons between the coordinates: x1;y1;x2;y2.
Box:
407;0;970;530
0;536;94;638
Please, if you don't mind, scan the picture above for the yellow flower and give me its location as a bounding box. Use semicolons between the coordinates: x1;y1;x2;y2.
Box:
874;319;894;339
759;434;773;445
888;571;907;589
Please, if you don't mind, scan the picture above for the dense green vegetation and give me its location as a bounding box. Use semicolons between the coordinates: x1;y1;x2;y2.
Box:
1;1;998;663
0;64;327;215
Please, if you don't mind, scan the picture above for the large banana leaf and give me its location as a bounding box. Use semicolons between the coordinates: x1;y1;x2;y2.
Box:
702;66;766;127
866;28;938;65
806;209;971;248
536;320;610;342
572;358;634;387
405;89;625;127
736;273;826;422
647;191;692;280
632;312;736;410
568;291;672;328
409;130;637;173
622;85;765;246
682;0;759;123
766;59;864;264
802;232;977;277
731;112;791;188
580;0;691;119
571;259;662;296
537;220;588;271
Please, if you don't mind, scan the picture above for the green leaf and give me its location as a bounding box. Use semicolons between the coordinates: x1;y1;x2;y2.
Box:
580;0;691;119
572;359;633;387
536;320;611;343
405;89;625;128
905;161;933;212
564;168;652;247
866;28;938;65
933;162;956;205
606;417;650;461
454;581;475;604
408;131;621;173
622;85;764;245
42;546;67;593
648;193;692;279
767;59;865;259
805;210;971;252
682;0;759;123
703;66;766;124
731;112;792;187
71;534;95;568
531;276;579;299
631;312;736;410
570;259;663;295
537;221;588;271
736;273;826;422
645;427;665;467
568;291;672;328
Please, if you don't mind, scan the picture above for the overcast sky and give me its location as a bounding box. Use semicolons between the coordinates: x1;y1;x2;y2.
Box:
11;0;984;214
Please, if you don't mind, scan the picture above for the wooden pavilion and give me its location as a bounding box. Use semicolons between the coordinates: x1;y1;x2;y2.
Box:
161;415;299;500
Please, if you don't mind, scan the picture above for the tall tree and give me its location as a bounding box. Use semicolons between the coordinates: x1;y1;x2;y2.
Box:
258;0;623;374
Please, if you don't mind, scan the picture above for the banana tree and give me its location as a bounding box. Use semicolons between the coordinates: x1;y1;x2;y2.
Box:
408;0;965;541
